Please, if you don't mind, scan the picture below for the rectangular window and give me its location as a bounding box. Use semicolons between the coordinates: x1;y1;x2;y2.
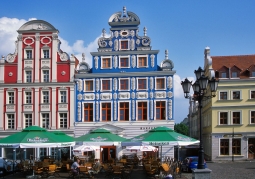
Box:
26;50;32;59
42;91;49;103
232;139;241;155
84;103;93;122
156;101;165;120
156;78;165;90
252;71;255;77
60;91;67;103
102;58;111;68
7;114;15;129
232;112;240;124
119;102;129;121
43;70;49;82
220;112;228;124
120;58;129;67
26;71;32;83
138;102;147;120
102;80;110;91
221;72;226;78
42;113;49;129
8;92;14;104
138;79;146;90
25;114;32;128
232;91;240;99
25;92;32;104
232;72;237;78
59;113;67;128
251;111;255;124
85;81;93;91
138;57;147;67
251;91;255;99
220;92;227;100
101;103;111;121
220;139;229;155
43;50;49;58
121;41;128;50
120;79;129;90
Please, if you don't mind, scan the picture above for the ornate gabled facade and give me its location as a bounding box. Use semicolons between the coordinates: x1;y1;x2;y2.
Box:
189;47;255;161
0;20;77;158
74;7;176;161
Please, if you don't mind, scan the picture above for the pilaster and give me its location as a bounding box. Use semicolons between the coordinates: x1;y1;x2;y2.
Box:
17;36;23;83
17;88;22;130
34;34;40;82
51;87;56;129
34;87;39;126
0;89;4;130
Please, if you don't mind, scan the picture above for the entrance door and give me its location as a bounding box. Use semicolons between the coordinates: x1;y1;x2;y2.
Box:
100;146;116;163
248;138;255;159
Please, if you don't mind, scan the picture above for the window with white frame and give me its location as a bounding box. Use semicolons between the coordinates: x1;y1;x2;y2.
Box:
251;111;255;124
232;91;240;100
232;138;241;155
60;91;67;103
84;103;93;122
8;92;15;104
26;50;32;59
42;91;49;103
101;103;111;121
101;79;112;91
43;50;50;58
25;71;32;83
119;102;129;121
7;114;15;129
137;55;148;68
219;91;228;100
119;78;129;91
101;56;112;69
137;78;147;90
25;91;32;104
155;77;166;90
41;113;49;129
156;101;166;120
25;114;32;128
84;80;94;92
42;70;49;82
119;39;129;50
219;112;228;125
250;90;255;99
232;111;241;124
59;113;67;128
119;56;130;68
137;101;147;120
220;139;229;155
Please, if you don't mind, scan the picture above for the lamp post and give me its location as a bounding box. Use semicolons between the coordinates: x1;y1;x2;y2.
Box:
181;67;219;169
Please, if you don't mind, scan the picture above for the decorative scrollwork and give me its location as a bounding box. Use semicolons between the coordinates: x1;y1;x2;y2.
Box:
141;36;151;46
98;37;108;48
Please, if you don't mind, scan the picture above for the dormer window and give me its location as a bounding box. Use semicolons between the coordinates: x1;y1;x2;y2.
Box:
232;72;237;78
221;72;226;78
230;66;241;78
252;71;255;77
101;56;112;69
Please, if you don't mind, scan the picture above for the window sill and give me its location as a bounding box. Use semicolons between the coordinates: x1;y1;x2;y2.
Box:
217;124;243;127
217;155;244;158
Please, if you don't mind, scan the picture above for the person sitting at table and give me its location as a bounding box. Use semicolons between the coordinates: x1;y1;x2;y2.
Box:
71;158;80;176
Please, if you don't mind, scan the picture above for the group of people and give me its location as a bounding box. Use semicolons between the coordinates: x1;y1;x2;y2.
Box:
71;158;100;177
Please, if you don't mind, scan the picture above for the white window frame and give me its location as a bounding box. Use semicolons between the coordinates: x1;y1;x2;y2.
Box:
25;70;32;83
24;113;33;128
231;111;242;125
136;100;149;121
231;90;241;100
101;78;112;91
249;90;255;99
136;77;148;91
42;91;50;104
59;112;68;128
41;113;50;129
83;79;95;92
42;69;50;82
218;90;228;100
154;100;167;120
25;91;32;104
155;77;166;90
7;91;15;104
118;100;131;121
24;47;33;59
101;56;112;69
118;78;130;91
118;55;130;68
119;39;130;51
26;50;33;59
82;102;95;122
249;110;255;124
7;113;15;129
137;55;148;68
218;111;229;125
59;90;67;103
41;48;51;59
100;101;113;122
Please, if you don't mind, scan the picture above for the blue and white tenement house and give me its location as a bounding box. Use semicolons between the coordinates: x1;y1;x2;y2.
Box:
74;7;176;161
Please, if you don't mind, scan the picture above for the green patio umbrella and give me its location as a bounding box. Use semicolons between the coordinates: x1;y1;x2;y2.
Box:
0;126;75;148
75;128;126;146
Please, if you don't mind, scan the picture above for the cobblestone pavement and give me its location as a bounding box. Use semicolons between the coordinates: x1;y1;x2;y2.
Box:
181;160;255;179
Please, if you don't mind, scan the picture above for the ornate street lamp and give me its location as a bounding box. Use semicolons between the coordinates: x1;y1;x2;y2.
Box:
181;66;219;169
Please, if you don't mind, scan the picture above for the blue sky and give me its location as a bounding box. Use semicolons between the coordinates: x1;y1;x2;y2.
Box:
1;1;255;123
